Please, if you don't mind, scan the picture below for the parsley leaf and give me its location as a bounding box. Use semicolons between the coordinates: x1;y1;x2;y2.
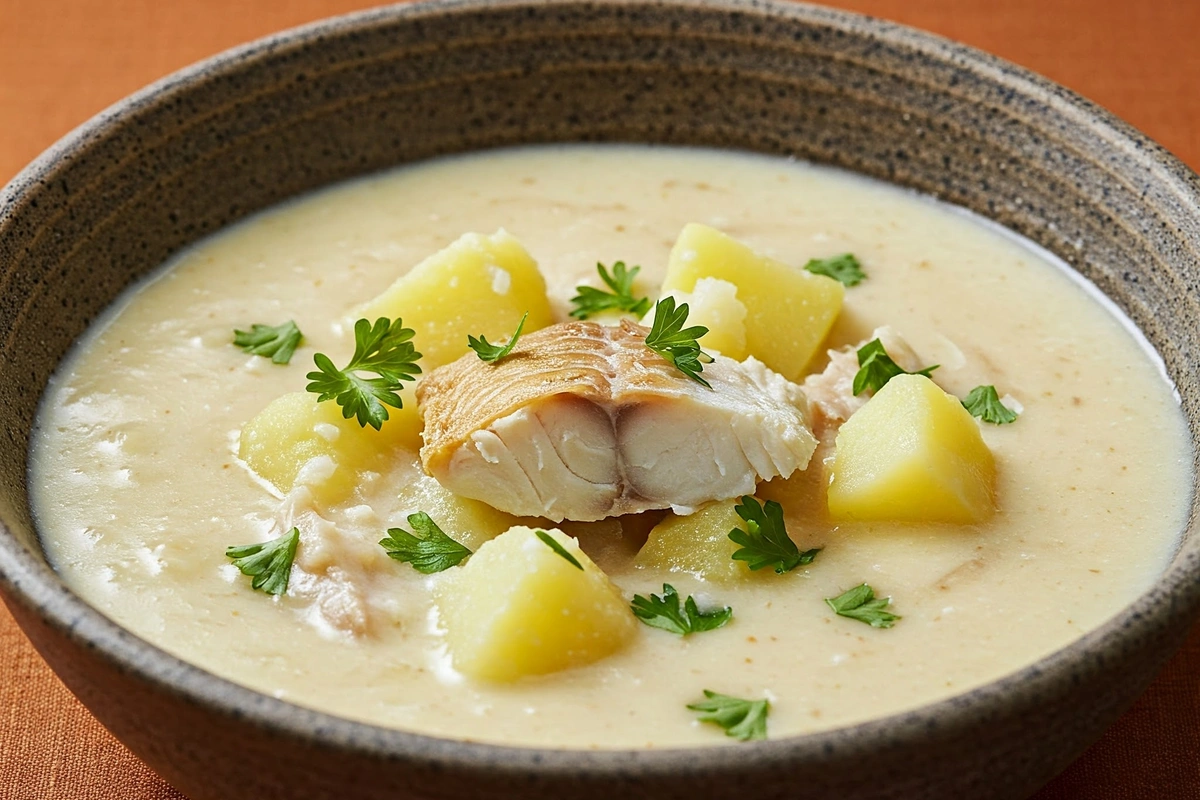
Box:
379;512;472;574
804;253;866;287
825;583;901;628
687;690;769;741
630;584;732;635
535;530;583;570
225;527;300;596
728;496;820;574
569;261;652;319
644;296;714;388
306;317;422;430
233;320;304;364
962;384;1019;424
468;311;528;363
852;338;938;396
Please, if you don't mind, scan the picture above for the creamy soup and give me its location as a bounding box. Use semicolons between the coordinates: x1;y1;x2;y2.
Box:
29;145;1190;748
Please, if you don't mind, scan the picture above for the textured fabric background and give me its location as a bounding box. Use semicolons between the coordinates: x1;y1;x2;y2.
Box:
1;0;1198;797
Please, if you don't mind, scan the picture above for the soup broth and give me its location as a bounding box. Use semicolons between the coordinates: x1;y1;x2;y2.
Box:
29;145;1190;748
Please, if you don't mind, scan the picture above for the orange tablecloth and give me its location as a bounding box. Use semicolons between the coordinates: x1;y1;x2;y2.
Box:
2;1;1198;797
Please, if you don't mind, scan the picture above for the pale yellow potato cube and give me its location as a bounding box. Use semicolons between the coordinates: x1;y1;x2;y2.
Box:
634;499;750;584
396;474;526;552
239;391;417;505
663;224;844;379
643;277;748;359
240;232;549;501
827;374;996;523
357;230;554;370
385;385;422;448
434;526;636;681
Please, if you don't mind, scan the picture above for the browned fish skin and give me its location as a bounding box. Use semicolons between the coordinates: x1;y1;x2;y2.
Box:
419;320;817;521
419;320;630;453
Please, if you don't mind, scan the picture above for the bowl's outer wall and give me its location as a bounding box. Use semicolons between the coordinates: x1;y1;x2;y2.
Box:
2;1;1200;799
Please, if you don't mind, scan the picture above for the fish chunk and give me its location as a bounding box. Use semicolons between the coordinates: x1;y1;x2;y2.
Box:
418;320;817;521
803;326;923;440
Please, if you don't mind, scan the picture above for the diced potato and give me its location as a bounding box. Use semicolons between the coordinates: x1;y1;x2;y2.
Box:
357;230;554;370
663;224;844;379
386;385;422;448
241;232;552;499
239;391;416;505
827;374;996;523
434;526;636;681
634;499;750;584
643;277;748;359
396;474;526;551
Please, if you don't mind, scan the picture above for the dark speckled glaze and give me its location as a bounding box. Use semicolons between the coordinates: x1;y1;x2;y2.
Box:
1;1;1198;798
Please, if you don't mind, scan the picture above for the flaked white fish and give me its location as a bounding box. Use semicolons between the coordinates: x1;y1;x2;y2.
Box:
418;320;817;521
803;325;923;440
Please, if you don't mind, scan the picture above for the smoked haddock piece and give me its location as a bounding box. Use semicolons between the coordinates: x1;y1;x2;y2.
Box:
418;320;818;521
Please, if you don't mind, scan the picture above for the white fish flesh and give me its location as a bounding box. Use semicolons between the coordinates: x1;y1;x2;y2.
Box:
803;326;923;440
417;320;817;521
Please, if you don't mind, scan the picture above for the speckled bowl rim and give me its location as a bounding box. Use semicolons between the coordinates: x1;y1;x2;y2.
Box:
2;0;1199;782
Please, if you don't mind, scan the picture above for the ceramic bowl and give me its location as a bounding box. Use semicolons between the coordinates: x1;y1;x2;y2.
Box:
2;1;1198;798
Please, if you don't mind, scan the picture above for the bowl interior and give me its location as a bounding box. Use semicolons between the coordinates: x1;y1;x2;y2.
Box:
2;1;1200;797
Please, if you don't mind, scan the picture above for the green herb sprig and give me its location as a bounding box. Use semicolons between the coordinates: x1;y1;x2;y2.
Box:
962;384;1019;425
687;691;770;741
306;317;421;430
852;338;938;396
468;312;528;364
804;253;866;287
569;261;652;319
825;583;901;628
379;513;472;574
630;584;732;636
535;530;583;570
644;296;714;388
225;527;300;596
728;496;820;574
233;320;304;364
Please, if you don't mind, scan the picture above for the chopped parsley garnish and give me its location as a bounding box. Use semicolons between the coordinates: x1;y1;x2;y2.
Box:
535;530;583;570
630;584;732;636
225;527;300;596
379;512;472;574
804;253;866;287
644;296;714;388
468;311;528;363
728;496;820;574
687;690;770;741
233;320;304;364
852;338;938;396
825;583;901;628
569;261;652;319
962;384;1019;424
305;317;422;430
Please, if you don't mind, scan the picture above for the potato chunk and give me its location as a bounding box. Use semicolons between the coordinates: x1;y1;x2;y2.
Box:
434;526;636;681
634;499;749;584
644;277;748;359
663;224;843;379
396;474;525;552
238;391;416;504
241;232;552;499
357;230;554;370
827;374;996;523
